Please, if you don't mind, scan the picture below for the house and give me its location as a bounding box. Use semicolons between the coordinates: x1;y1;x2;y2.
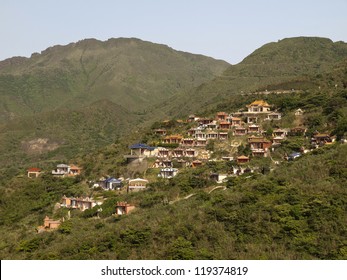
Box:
248;136;272;148
129;143;156;157
232;166;253;175
37;216;61;233
172;148;185;158
51;164;82;177
128;178;149;192
116;202;135;215
69;165;82;176
207;121;218;130
272;136;284;145
237;155;250;164
52;164;70;176
222;156;234;161
104;177;123;190
154;129;167;136
247;100;271;113
27;167;41;178
199;118;214;125
248;124;260;134
195;131;206;139
218;132;228;140
163;135;183;144
231;117;242;127
234;127;248;136
216;112;229;121
210;173;228;183
295;108;304;116
195;138;207;147
311;133;333;146
43;216;60;229
152;159;173;168
289;127;307;136
157;147;170;158
61;196;101;211
159;168;178;179
206;131;218;140
219;121;232;130
248;136;272;157
252;149;266;157
273;129;287;138
247;116;258;123
266;112;282;120
185;148;197;158
181;138;195;147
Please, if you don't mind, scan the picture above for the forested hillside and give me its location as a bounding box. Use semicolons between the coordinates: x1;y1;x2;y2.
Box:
0;37;346;260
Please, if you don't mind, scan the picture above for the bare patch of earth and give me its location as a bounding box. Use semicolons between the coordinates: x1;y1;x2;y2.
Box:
21;138;60;154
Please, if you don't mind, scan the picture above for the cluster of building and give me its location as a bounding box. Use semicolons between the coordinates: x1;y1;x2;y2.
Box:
92;177;149;192
125;100;291;177
27;163;82;178
37;199;136;233
33;99;341;230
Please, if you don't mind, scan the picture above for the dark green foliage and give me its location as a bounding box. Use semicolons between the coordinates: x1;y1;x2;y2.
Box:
168;237;196;260
119;228;151;247
59;220;72;234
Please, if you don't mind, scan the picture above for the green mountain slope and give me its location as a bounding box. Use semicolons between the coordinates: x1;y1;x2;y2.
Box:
0;38;230;177
161;37;347;116
0;39;347;259
0;37;229;123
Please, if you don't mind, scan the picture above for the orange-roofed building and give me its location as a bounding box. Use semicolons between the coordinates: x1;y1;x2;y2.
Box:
163;134;183;144
219;121;232;130
237;155;250;164
216;112;229;121
27;167;41;178
247;100;271;113
231;117;242;127
37;216;61;233
69;165;82;176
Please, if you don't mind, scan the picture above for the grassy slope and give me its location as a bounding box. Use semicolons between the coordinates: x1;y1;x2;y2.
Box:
159;37;347;117
0;38;229;122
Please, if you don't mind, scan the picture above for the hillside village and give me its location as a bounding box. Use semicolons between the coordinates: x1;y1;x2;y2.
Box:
27;98;340;232
1;36;346;260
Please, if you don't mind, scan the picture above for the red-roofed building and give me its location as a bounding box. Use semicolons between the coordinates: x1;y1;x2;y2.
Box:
219;121;232;130
216;112;229;121
27;168;41;178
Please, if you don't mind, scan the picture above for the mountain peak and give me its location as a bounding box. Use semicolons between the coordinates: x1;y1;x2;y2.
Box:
242;36;347;65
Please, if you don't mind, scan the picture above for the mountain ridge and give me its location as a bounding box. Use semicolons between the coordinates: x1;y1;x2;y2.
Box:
0;37;229;122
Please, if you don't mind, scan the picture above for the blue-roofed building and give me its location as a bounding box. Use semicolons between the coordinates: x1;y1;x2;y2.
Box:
104;177;123;190
129;143;156;157
94;177;123;190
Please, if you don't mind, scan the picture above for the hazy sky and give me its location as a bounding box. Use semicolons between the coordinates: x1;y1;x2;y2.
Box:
1;0;347;64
